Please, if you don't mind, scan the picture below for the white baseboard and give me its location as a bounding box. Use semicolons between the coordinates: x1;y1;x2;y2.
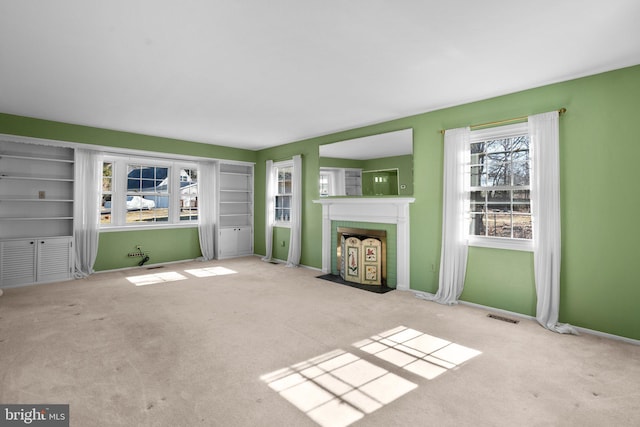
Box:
411;290;639;346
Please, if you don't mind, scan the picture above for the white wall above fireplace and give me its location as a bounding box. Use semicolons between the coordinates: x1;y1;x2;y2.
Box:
313;197;415;291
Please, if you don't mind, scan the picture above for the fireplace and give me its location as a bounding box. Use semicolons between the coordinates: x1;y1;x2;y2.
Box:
337;227;387;286
313;197;415;291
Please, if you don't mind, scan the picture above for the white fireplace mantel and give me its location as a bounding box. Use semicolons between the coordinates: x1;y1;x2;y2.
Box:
313;197;415;291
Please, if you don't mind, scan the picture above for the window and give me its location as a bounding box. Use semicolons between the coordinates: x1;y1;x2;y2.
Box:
275;162;292;224
319;173;330;197
101;162;113;224
179;168;198;221
126;164;170;223
468;122;532;249
100;155;198;229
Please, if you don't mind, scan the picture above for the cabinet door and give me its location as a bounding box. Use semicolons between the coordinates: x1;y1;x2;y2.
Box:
37;237;72;283
218;228;238;259
0;239;37;287
236;227;253;255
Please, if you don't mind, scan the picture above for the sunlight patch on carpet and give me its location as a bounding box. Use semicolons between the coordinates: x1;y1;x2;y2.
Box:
261;349;417;427
126;271;188;286
353;326;481;380
184;266;238;277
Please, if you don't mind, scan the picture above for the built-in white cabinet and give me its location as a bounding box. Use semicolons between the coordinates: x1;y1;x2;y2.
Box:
0;140;74;287
217;162;253;259
218;226;252;259
0;237;73;287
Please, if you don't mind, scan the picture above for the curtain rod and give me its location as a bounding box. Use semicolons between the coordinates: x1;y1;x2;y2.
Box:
439;108;566;135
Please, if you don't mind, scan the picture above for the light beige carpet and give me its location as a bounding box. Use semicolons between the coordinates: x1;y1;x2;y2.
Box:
1;256;639;426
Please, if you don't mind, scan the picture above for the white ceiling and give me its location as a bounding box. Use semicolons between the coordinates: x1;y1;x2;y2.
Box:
1;0;639;151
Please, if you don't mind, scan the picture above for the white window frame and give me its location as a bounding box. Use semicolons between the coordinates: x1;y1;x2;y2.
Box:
467;122;533;252
100;154;198;231
273;160;293;228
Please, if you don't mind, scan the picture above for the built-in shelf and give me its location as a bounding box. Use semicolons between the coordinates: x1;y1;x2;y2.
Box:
0;175;74;182
217;162;254;258
0;198;73;202
0;217;74;220
0;154;74;163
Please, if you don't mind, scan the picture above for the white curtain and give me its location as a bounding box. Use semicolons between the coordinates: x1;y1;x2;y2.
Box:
197;161;217;261
286;155;302;267
262;160;275;261
74;149;103;278
420;127;471;304
529;112;577;334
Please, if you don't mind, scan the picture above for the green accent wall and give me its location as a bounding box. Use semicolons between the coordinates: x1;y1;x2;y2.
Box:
0;113;256;271
94;228;202;271
271;227;291;262
255;65;640;341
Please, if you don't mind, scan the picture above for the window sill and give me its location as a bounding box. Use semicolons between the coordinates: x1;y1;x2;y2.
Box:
468;236;533;252
273;221;291;229
100;222;198;233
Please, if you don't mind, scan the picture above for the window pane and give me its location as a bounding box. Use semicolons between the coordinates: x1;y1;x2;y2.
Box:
180;168;198;221
469;213;486;236
101;162;113;224
125;165;170;224
512;214;532;239
512;161;529;186
484;212;512;237
470;190;485;203
101;194;112;224
127;166;168;193
485;160;510;186
470;166;486;187
487;190;510;204
102;162;113;192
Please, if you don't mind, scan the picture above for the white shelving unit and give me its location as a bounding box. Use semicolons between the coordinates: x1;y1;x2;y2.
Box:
0;140;74;287
344;168;362;196
217;162;254;259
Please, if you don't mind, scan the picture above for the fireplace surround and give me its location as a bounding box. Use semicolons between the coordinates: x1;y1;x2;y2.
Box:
313;197;415;290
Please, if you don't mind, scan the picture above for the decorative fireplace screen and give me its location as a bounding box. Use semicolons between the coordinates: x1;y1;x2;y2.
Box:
337;227;387;286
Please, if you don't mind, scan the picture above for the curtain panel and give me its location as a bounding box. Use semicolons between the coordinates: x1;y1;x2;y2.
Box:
419;127;471;304
529;111;576;334
74;149;103;278
197;161;217;261
262;160;275;261
286;154;302;267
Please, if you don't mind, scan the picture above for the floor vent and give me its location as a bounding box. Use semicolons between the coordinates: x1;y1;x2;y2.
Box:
487;313;519;324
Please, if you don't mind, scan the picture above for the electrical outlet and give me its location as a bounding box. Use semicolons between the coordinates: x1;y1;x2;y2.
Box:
38;190;46;199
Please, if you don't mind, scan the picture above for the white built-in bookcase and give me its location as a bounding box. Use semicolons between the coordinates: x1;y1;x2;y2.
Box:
217;162;254;259
0;140;74;287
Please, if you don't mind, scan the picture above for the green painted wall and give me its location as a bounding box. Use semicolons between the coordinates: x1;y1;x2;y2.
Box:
362;154;413;195
254;65;640;340
0;113;256;271
272;227;291;262
94;228;202;271
319;157;364;169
